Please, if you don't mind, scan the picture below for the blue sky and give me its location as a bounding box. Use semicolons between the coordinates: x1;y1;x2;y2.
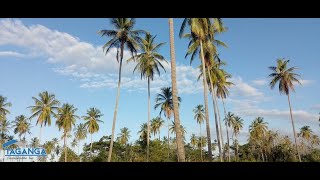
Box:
0;18;319;153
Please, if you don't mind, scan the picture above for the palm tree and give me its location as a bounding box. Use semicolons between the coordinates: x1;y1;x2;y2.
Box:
118;127;131;146
30;137;40;148
74;123;87;158
168;18;185;162
193;104;205;161
71;138;78;150
311;134;320;149
98;18;144;162
55;103;79;162
169;121;186;138
0;95;11;119
0;119;11;161
82;107;103;154
28;91;60;144
151;117;165;140
230;115;243;161
154;87;181;159
216;70;233;162
298;126;313;142
268;58;302;162
249;117;268;161
12;115;31;140
128;33;167;161
224;112;235;161
190;134;198;149
180;18;225;161
43;141;54;161
138;123;148;144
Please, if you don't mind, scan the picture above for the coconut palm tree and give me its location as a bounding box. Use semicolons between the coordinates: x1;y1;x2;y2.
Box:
154;87;181;159
311;134;320;149
128;33;167;161
71;138;78;150
170;121;186;138
74;123;87;158
43;141;54;161
150;117;164;140
190;134;198;149
0;95;11;119
224;112;235;161
168;18;185;162
12;115;31;140
180;18;226;161
268;58;302;162
193;104;205;161
30;137;40;148
0;119;11;161
138;123;148;145
82;107;103;154
28;91;60;144
298;126;313;142
118;127;131;146
55;103;79;162
231;115;243;161
249;117;268;161
98;18;144;162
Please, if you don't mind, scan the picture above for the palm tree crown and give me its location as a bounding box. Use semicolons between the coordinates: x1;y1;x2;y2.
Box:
82;108;103;134
155;87;181;119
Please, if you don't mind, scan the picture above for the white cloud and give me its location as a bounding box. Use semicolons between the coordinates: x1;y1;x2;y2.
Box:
0;51;27;58
311;104;320;111
0;19;205;94
230;76;265;100
252;79;267;86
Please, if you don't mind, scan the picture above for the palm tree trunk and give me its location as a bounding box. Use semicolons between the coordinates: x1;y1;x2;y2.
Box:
168;18;185;162
222;99;230;162
158;130;161;141
107;42;124;162
90;133;93;154
199;40;213;162
78;140;80;162
215;94;225;160
287;94;301;162
64;133;67;162
206;67;222;162
147;77;151;162
200;123;203;162
167;117;170;160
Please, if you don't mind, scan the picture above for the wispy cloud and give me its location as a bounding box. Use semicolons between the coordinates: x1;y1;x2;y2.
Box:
230;76;265;100
252;79;267;86
295;79;314;86
0;51;27;58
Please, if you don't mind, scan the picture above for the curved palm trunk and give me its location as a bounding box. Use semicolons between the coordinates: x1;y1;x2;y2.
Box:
168;18;185;162
64;133;67;162
200;123;203;162
167;117;170;160
207;68;222;162
199;40;213;162
108;42;124;162
287;94;301;162
222;99;230;162
235;134;239;161
147;77;151;162
215;94;225;160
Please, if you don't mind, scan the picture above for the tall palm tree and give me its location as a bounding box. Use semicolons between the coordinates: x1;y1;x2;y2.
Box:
55;103;79;162
74;123;87;158
0;118;11;161
216;70;233;162
224;112;235;161
190;134;198;149
0;95;11;119
154;87;181;159
150;117;165;140
82;107;103;154
180;18;226;161
193;104;205;161
12;115;31;140
128;33;167;161
98;18;144;162
268;58;302;162
230;115;243;161
168;18;185;162
30;137;40;148
28;91;60;144
43;141;54;161
118;127;131;146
